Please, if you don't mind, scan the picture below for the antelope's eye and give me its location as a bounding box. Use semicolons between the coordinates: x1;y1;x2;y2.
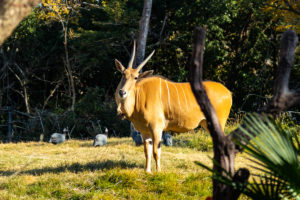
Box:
134;77;138;80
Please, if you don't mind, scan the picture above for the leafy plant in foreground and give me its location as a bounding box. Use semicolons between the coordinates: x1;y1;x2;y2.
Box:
196;114;300;199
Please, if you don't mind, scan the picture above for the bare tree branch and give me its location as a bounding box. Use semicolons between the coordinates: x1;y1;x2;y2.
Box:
43;81;62;110
8;65;31;113
154;13;168;46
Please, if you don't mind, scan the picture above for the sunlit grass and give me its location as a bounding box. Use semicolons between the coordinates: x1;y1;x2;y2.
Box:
0;125;256;200
173;129;213;151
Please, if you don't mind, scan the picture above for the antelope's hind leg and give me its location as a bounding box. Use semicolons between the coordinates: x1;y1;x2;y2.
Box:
143;137;153;173
151;127;163;172
200;119;208;131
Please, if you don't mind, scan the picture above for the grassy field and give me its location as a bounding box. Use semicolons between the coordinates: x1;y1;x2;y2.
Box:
0;128;256;200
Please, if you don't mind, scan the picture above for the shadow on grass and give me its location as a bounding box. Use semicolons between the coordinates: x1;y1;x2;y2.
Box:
79;140;134;147
0;160;144;176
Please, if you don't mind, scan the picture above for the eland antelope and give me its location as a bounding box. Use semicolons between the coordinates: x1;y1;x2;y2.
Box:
115;41;232;173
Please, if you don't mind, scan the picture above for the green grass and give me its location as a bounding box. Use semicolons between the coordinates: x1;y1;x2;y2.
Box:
172;121;239;151
0;125;255;200
173;129;213;151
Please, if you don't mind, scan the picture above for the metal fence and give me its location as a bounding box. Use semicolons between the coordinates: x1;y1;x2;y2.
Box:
0;107;79;142
0;106;40;142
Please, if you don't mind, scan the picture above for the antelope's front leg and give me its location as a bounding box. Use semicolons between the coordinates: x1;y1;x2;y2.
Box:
143;138;153;173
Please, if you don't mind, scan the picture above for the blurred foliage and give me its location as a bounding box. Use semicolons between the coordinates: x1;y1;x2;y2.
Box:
39;0;80;20
263;0;300;33
0;0;299;139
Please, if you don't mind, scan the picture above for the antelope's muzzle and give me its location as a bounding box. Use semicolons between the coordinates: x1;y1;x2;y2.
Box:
119;89;127;98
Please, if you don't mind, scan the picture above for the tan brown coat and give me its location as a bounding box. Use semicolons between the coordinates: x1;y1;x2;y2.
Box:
115;42;232;173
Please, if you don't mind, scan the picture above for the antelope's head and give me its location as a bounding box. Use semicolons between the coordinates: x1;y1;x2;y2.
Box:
115;41;154;102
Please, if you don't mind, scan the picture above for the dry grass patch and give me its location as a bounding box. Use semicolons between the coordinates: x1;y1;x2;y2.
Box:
0;131;256;199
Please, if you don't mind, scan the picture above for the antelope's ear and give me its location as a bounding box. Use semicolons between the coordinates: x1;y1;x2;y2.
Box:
115;59;125;73
138;70;153;79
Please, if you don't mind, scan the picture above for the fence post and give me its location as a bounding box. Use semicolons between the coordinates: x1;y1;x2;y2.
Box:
7;106;12;143
37;110;45;142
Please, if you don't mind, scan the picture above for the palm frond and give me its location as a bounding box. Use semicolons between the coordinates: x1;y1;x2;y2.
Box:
238;114;300;195
244;175;287;200
195;113;300;199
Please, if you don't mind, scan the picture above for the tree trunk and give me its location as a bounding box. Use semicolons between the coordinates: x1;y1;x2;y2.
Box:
189;27;249;200
0;0;40;45
263;29;300;112
134;0;153;68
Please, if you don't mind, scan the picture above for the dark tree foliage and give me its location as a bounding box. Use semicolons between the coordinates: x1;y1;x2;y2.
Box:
0;0;298;139
149;0;290;112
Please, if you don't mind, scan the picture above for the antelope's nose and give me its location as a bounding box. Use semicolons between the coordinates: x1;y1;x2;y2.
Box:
119;89;127;98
